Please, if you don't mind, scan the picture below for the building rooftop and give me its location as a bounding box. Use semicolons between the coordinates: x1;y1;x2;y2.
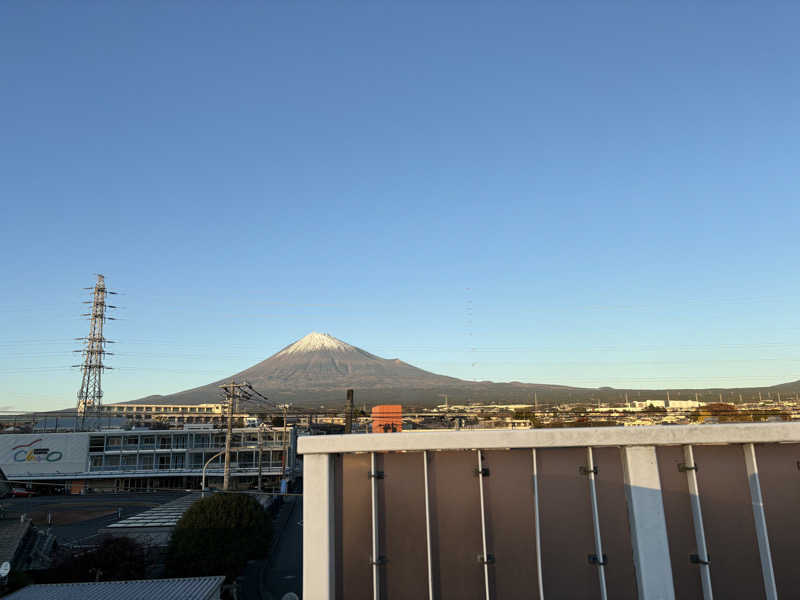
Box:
4;576;225;600
0;517;31;565
106;493;200;529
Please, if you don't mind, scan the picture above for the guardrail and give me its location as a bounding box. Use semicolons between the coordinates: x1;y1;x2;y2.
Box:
299;423;800;600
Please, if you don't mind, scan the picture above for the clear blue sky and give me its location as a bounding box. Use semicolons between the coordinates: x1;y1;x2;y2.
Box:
2;3;800;411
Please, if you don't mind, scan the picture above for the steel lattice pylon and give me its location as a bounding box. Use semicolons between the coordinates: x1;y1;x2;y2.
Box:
75;274;116;426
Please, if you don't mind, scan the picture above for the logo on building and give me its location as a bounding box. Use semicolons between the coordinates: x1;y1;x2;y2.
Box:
11;439;63;463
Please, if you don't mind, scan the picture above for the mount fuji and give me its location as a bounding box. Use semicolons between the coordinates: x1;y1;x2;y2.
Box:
131;332;576;407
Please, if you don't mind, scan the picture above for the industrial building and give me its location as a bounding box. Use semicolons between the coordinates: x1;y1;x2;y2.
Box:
98;403;240;426
0;425;298;493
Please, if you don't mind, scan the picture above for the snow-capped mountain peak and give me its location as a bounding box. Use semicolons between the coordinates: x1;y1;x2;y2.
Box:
275;332;355;356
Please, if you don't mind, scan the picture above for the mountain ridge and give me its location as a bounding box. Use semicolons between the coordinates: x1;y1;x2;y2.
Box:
128;332;578;406
126;332;800;408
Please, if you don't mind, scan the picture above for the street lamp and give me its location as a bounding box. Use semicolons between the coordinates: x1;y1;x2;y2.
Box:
201;450;225;497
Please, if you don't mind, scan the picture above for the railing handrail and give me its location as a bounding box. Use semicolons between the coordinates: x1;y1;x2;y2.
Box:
298;422;800;454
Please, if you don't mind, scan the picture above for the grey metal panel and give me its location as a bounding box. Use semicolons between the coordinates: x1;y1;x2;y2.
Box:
337;453;372;600
656;446;704;599
482;449;540;600
537;447;597;600
2;576;225;600
755;443;800;598
693;444;765;600
592;447;637;600
428;450;484;600
376;452;429;600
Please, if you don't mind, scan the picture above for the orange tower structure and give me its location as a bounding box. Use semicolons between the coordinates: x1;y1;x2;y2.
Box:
371;405;402;433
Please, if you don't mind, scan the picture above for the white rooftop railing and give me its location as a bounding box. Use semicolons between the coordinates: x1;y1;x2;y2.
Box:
298;422;800;454
301;423;800;600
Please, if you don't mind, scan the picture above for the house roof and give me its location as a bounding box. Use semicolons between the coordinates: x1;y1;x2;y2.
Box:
4;576;225;600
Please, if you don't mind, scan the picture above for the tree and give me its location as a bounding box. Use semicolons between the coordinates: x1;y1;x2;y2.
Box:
165;493;272;580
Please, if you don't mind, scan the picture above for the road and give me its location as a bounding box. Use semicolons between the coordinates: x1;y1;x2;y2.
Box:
264;496;302;599
240;496;302;600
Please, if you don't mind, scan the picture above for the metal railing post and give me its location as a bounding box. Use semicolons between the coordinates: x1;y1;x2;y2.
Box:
743;443;777;600
371;452;381;600
477;450;491;600
682;445;713;600
585;447;608;600
532;448;544;600
423;450;435;600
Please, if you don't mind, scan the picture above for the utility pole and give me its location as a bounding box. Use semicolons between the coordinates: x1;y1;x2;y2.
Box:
219;381;251;491
279;403;291;479
257;425;263;491
74;275;116;427
345;389;354;434
223;383;235;491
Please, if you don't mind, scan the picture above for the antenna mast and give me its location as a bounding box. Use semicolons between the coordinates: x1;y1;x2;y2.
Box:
75;274;116;427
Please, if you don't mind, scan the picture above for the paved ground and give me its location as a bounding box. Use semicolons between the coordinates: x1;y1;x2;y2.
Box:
263;496;302;599
1;492;186;545
239;495;302;600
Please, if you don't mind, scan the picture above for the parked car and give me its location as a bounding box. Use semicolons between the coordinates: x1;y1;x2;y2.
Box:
11;488;35;498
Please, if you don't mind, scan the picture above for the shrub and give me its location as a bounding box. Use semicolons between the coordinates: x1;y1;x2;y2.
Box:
165;493;272;580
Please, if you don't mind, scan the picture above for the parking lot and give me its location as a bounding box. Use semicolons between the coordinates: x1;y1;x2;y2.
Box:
1;491;188;545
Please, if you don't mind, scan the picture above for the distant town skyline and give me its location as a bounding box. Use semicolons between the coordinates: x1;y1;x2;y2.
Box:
2;4;800;411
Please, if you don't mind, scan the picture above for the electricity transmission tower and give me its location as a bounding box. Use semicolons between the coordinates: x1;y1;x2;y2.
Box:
75;274;116;427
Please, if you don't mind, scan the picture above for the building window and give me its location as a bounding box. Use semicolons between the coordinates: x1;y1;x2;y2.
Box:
139;454;154;469
89;437;105;453
106;436;122;451
173;435;187;449
173;454;185;469
141;436;155;449
238;451;254;469
158;455;171;470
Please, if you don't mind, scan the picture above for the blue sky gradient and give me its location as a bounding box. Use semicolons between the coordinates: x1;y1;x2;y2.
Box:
2;4;800;410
